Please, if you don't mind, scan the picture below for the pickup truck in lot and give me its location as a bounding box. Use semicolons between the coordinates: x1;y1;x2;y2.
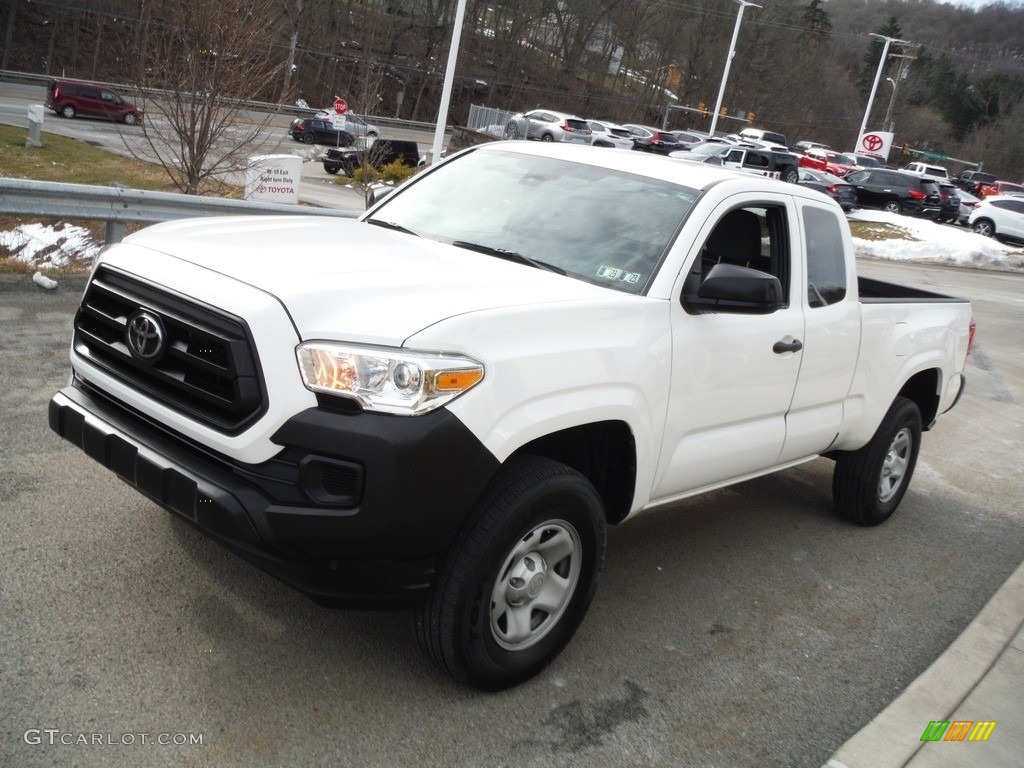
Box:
50;142;974;690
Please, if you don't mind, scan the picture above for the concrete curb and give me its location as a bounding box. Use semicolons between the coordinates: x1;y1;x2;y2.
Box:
823;559;1024;768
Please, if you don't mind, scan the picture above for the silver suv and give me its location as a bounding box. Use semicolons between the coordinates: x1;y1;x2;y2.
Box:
504;109;592;144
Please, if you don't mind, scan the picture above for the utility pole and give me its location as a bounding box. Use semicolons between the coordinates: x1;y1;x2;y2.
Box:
882;53;916;133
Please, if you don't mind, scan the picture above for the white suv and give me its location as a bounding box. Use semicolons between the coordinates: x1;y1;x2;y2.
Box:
902;161;950;182
968;196;1024;244
505;109;593;144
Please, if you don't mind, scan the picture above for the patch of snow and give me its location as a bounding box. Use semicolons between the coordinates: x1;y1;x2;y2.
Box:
848;209;1024;273
0;221;100;269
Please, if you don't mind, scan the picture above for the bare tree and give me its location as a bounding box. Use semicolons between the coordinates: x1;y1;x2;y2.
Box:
126;0;286;195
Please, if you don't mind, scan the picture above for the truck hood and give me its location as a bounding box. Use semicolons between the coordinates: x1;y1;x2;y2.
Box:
121;215;621;344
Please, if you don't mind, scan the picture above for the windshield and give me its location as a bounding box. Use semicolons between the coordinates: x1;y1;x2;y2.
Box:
366;148;698;294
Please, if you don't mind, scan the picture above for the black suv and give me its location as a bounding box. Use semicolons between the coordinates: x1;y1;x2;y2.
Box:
322;138;421;176
844;169;942;217
289;117;354;147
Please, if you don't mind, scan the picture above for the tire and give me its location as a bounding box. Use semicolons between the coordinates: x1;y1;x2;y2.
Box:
973;219;995;238
780;166;799;184
122;112;138;126
414;455;606;690
882;200;902;214
60;104;76;119
832;396;922;526
367;130;378;138
540;133;555;142
302;133;315;144
323;163;341;175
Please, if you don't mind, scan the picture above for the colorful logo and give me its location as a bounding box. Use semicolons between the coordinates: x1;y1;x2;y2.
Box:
920;721;997;742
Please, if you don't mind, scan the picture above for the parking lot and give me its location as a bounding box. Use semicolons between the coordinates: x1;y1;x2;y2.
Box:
1;259;1022;767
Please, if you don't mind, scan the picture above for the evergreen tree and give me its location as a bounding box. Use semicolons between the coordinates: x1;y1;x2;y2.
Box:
800;0;832;42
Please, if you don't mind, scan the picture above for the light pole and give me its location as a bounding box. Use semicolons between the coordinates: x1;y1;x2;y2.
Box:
430;0;468;165
857;33;909;149
708;0;761;138
883;77;898;133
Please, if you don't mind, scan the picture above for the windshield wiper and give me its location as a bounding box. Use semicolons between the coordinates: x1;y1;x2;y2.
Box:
451;240;566;275
365;218;419;237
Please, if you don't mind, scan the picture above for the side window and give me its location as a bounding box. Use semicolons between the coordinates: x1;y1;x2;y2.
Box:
682;205;790;314
803;205;847;307
745;152;769;169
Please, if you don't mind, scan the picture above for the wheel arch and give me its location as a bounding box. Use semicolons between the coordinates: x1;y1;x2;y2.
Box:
510;420;636;525
897;367;941;430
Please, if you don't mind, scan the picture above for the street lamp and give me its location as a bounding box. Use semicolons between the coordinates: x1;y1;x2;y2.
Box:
857;33;909;150
708;0;761;138
883;76;898;132
430;0;469;165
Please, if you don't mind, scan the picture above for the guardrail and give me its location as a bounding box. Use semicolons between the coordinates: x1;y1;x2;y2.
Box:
0;178;357;245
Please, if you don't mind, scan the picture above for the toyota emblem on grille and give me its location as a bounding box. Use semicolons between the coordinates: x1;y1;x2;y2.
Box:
126;311;166;362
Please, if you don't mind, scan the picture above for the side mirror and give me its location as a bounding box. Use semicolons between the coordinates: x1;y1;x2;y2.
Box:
367;185;395;207
694;263;784;312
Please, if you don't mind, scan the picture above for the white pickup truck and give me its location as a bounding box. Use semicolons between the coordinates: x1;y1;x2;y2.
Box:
50;142;974;690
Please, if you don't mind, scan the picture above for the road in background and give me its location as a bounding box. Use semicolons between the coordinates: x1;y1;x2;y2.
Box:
0;84;440;214
1;260;1022;767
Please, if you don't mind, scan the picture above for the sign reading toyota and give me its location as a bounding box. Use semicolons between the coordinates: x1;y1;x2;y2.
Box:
856;130;894;160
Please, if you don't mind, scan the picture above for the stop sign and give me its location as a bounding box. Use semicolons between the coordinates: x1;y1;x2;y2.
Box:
333;98;348;115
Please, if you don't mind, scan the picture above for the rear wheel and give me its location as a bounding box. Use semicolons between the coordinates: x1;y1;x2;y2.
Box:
302;133;315;144
541;133;555;142
973;219;995;238
414;456;606;690
832;396;922;526
60;104;76;119
882;200;902;214
780;166;799;184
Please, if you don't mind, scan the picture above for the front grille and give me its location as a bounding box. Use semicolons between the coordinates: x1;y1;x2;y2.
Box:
73;267;266;434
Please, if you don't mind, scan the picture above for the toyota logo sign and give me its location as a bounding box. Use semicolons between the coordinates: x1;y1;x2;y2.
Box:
126;311;166;362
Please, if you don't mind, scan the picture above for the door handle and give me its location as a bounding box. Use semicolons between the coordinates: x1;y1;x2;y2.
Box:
773;338;803;354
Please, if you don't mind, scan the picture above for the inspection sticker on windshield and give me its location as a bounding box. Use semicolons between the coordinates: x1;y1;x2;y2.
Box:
596;265;642;284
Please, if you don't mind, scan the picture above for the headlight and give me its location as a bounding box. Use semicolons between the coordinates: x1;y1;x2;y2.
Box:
296;342;484;415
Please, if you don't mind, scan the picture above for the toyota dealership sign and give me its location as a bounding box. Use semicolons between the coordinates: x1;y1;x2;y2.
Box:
856;131;894;160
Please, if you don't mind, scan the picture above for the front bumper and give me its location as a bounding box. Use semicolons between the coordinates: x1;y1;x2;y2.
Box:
49;381;499;606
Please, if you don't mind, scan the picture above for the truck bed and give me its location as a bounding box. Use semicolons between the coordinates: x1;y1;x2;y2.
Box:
858;276;969;304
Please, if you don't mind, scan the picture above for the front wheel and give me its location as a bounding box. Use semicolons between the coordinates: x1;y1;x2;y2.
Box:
973;219;995;238
414;456;606;690
832;396;922;526
323;162;341;175
122;112;139;126
780;166;799;184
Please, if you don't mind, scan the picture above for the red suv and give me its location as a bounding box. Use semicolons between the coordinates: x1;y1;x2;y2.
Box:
46;78;143;125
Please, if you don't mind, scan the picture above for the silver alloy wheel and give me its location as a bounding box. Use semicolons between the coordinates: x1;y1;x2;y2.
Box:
973;220;994;237
878;426;913;503
490;520;581;651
